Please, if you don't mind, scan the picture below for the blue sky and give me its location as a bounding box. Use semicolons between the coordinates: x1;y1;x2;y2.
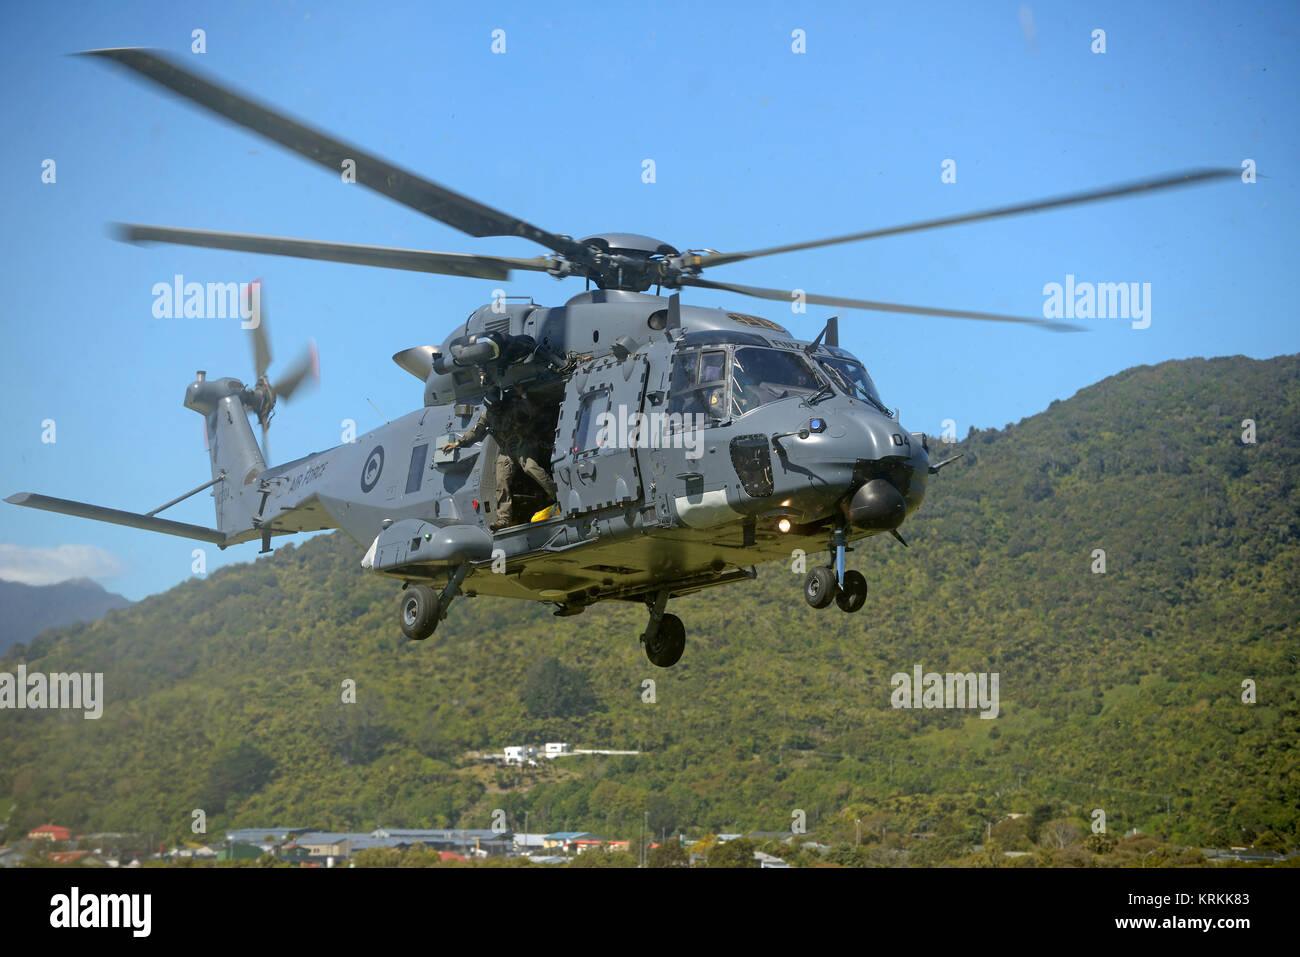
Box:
1;0;1295;600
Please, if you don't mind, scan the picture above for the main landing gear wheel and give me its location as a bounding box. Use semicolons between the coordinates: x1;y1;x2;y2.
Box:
399;584;441;640
835;570;868;613
804;567;838;609
645;613;686;668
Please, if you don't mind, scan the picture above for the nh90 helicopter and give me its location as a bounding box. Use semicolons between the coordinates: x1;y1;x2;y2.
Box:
8;50;1234;667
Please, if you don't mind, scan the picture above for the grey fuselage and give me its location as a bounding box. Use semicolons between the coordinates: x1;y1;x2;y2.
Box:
190;289;930;610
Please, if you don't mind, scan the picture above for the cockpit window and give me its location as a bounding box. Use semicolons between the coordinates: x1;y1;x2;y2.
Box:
668;349;728;420
818;356;886;409
730;347;823;416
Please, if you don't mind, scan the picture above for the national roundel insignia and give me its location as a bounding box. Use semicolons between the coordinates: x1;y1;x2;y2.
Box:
361;445;385;492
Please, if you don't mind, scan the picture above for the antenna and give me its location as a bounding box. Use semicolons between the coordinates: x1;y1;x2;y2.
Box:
804;316;839;355
366;397;389;423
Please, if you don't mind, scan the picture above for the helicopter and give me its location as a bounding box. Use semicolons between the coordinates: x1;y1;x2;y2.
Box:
7;49;1235;667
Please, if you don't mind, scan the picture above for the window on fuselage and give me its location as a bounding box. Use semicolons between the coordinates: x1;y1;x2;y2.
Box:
405;443;430;494
573;389;611;456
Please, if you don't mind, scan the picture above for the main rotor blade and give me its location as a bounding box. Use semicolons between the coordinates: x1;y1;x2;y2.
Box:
679;276;1083;332
692;168;1237;270
117;224;554;281
84;48;585;258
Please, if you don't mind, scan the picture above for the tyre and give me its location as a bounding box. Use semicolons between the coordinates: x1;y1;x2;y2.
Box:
835;570;868;613
645;613;686;667
399;584;441;640
804;567;838;609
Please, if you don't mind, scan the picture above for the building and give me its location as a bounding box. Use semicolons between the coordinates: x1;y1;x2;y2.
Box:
544;831;596;852
169;844;218;861
49;851;108;866
293;832;361;858
216;843;265;861
224;827;308;844
27;825;71;842
543;742;572;757
372;828;512;856
504;746;539;766
514;832;549;852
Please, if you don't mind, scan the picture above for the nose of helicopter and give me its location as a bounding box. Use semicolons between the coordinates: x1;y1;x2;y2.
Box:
835;409;930;529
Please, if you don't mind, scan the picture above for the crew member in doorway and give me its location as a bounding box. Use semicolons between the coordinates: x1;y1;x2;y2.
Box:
443;385;557;532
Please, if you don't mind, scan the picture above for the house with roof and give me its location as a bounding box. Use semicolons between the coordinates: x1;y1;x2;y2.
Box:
372;828;512;856
514;831;549;852
293;832;363;858
27;824;71;842
49;850;108;866
543;831;595;852
224;827;309;844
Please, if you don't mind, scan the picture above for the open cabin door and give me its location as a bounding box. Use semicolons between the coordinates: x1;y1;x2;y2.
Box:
554;353;649;516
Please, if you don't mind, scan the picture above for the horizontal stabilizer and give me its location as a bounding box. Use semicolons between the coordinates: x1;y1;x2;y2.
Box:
6;492;227;544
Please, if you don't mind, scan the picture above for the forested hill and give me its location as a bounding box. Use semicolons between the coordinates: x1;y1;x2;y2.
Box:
2;353;1296;857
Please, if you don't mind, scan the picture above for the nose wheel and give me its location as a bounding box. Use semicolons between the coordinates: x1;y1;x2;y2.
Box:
804;567;838;608
803;527;868;613
835;570;868;613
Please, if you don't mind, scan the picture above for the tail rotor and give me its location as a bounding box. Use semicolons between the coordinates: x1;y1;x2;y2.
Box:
240;280;320;465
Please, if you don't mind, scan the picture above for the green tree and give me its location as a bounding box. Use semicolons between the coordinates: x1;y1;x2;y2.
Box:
522;657;596;719
205;742;275;812
706;837;757;868
649;838;688;868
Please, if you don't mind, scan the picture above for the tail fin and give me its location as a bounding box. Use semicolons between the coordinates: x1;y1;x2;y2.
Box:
184;372;266;537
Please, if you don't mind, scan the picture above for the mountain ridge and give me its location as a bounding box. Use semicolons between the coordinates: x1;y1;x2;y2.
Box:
0;577;133;656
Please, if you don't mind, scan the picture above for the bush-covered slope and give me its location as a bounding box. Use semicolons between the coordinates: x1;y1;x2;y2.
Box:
2;354;1296;854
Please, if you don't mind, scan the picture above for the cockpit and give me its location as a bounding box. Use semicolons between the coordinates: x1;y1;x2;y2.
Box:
667;343;887;422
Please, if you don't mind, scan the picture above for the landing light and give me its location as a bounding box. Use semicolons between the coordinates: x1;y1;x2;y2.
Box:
778;518;792;534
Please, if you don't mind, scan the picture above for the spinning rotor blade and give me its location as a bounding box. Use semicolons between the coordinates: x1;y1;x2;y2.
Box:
679;276;1084;332
245;280;271;379
690;168;1238;270
84;48;586;258
116;225;555;280
273;341;320;402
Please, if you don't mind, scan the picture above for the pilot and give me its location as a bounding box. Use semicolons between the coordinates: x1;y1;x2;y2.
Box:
443;385;557;532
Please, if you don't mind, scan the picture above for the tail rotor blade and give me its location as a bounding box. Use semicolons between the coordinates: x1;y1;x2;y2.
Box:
246;279;272;379
274;340;320;401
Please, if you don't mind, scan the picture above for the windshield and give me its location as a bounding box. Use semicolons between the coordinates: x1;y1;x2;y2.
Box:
818;356;885;409
730;347;824;416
